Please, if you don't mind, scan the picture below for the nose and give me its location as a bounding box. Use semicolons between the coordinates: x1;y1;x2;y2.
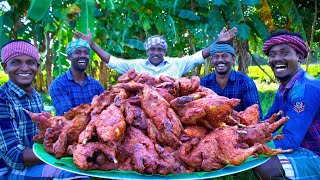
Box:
19;62;30;70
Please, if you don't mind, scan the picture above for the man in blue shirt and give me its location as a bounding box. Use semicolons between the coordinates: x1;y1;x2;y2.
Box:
200;41;262;118
73;27;237;79
0;40;88;179
49;39;104;116
253;31;320;179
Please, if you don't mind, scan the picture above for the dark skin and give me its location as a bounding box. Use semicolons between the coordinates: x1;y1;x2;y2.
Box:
74;27;237;66
67;46;90;85
210;52;236;90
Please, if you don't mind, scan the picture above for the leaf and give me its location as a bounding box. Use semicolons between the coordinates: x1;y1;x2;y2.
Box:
126;39;145;50
208;9;225;41
76;0;96;36
221;0;244;24
257;0;274;31
178;9;200;21
165;15;179;43
211;0;226;6
231;22;251;41
0;15;11;48
241;0;260;6
26;0;53;21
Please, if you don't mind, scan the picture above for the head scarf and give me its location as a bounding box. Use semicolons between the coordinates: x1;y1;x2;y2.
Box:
263;34;308;59
144;35;168;50
210;43;235;56
66;39;90;55
1;40;40;64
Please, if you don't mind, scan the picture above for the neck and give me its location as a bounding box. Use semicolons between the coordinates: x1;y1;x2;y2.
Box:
70;68;86;82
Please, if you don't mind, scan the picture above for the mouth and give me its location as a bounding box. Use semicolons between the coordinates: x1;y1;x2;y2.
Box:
217;63;226;67
273;63;287;71
78;59;87;65
17;73;32;77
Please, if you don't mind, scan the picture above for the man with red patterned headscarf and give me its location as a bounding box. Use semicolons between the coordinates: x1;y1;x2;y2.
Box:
0;40;89;179
253;31;320;179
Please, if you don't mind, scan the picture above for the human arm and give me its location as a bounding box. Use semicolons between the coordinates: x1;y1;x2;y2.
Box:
202;27;237;59
0;95;42;169
273;84;320;151
74;29;111;64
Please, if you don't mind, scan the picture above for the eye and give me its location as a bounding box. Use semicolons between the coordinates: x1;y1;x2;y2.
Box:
27;60;37;66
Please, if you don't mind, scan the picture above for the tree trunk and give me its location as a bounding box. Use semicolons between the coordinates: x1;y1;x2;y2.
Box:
45;31;53;93
234;39;250;74
32;26;45;92
306;0;317;71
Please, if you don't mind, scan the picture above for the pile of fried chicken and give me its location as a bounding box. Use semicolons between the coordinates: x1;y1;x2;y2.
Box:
27;69;292;175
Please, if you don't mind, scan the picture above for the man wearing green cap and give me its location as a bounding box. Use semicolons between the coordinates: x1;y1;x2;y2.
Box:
200;41;262;117
49;39;104;115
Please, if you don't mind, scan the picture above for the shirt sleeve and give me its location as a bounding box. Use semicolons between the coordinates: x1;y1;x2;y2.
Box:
241;78;263;119
107;56;139;74
0;96;25;170
273;85;320;151
49;80;73;116
174;51;205;75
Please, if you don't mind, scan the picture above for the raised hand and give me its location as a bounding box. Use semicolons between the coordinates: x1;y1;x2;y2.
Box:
217;27;237;42
74;29;93;44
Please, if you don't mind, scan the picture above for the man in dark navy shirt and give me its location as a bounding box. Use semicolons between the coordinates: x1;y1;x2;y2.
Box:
201;41;262;118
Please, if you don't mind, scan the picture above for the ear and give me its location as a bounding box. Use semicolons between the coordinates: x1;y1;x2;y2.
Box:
231;55;236;64
1;63;7;74
297;53;304;63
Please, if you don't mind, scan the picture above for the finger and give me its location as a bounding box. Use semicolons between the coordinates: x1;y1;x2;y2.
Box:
88;29;91;34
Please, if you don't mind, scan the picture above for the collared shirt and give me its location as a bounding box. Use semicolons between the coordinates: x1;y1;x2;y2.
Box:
107;51;205;79
265;69;320;155
200;70;263;118
49;69;104;116
0;81;43;170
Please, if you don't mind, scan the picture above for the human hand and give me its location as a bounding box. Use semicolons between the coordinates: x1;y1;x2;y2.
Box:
218;27;237;42
74;29;93;45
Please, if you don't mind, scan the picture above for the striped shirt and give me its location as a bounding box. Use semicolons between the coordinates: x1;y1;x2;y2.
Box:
49;69;104;115
200;70;263;118
0;81;43;169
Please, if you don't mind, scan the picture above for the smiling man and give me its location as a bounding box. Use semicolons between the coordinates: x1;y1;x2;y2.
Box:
0;40;89;179
253;31;320;179
74;27;237;79
49;39;104;115
200;41;262;117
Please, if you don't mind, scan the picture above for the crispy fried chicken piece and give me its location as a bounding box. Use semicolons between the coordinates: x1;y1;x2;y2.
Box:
118;69;139;83
53;113;91;158
124;103;147;130
90;88;122;115
153;81;179;102
134;72;160;86
122;126;159;174
233;104;260;125
170;91;240;127
79;103;126;144
154;144;189;174
180;125;208;142
239;115;289;146
141;86;182;148
73;142;117;171
178;76;200;96
64;103;92;120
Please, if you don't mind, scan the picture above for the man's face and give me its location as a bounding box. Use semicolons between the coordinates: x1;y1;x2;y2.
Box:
146;44;166;66
268;44;301;83
2;55;38;89
210;52;235;75
68;47;90;72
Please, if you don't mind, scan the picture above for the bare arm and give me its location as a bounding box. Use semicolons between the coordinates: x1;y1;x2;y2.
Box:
23;148;43;166
74;29;111;64
202;27;237;59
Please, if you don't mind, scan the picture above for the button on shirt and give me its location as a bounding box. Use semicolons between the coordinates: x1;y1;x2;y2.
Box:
0;81;43;169
264;69;320;155
200;70;263;118
107;51;205;79
49;69;104;116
